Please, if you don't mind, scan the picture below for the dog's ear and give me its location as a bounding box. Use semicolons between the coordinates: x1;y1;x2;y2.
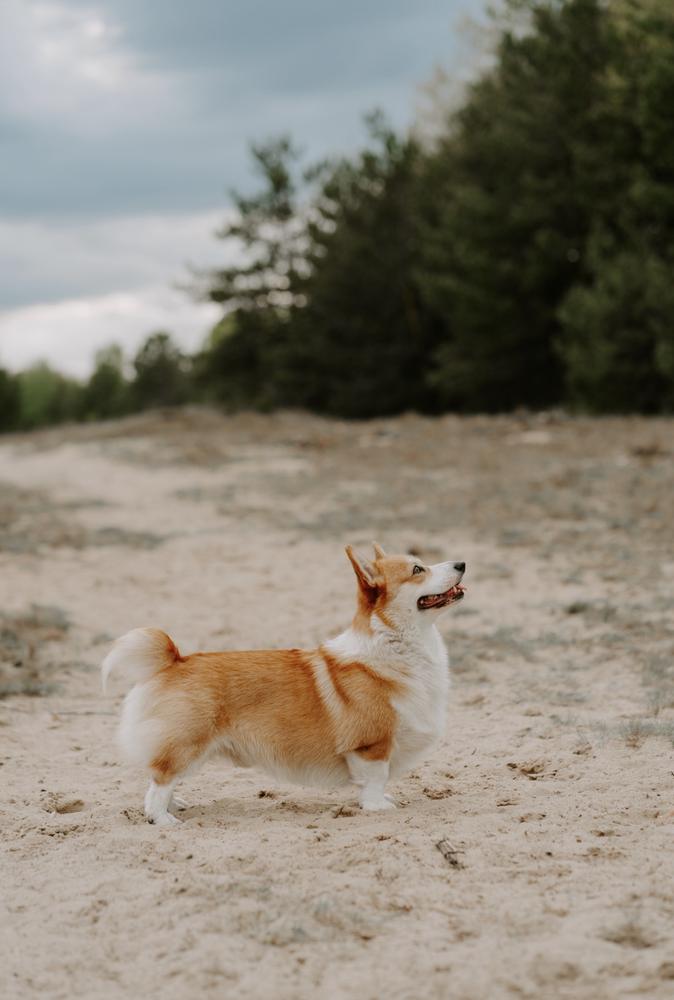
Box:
345;545;381;601
372;541;386;560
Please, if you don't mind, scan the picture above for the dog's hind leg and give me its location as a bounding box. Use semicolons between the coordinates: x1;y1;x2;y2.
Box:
132;693;216;825
145;776;180;826
145;743;206;825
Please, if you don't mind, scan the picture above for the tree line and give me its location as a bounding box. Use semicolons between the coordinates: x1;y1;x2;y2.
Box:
1;0;673;431
0;335;193;431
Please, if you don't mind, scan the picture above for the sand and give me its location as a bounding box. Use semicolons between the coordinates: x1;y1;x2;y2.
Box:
1;408;673;999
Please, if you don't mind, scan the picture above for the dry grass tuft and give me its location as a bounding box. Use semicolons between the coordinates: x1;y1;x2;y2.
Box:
619;718;674;748
0;604;70;698
601;918;655;950
0;481;164;553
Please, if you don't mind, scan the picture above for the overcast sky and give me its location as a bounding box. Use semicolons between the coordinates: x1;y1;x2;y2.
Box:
0;0;484;376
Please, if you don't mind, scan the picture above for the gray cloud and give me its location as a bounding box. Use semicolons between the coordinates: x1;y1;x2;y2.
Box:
2;0;480;221
0;0;484;373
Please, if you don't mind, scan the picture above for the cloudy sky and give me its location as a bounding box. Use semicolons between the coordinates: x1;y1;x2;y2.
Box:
0;0;483;376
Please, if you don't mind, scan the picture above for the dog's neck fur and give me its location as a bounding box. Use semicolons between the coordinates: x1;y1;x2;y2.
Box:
325;604;448;678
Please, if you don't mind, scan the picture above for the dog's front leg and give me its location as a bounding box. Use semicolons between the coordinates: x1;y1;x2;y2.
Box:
346;747;396;811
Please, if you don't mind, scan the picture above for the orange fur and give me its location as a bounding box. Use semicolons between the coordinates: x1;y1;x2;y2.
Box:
144;644;399;786
347;548;430;634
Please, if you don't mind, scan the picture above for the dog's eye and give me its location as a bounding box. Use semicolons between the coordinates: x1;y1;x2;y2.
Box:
412;565;424;575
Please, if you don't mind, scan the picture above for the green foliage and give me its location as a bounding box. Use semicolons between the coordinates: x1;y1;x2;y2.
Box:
197;117;436;416
203;137;306;314
80;344;130;421
0;369;20;431
16;363;82;430
418;0;614;410
192;138;306;409
559;245;674;411
193;311;281;410
285;116;434;417
194;0;674;416
130;332;192;409
556;0;674;411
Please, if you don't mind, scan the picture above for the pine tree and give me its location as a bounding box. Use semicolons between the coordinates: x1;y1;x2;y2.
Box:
557;0;674;411
0;369;20;431
131;333;192;409
80;345;130;420
418;0;614;411
284;116;432;417
194;137;304;408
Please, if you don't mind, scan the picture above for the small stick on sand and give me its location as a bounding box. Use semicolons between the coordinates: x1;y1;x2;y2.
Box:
436;839;465;869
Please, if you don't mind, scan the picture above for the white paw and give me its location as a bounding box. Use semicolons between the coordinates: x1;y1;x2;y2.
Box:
170;795;189;811
148;812;182;827
361;797;397;812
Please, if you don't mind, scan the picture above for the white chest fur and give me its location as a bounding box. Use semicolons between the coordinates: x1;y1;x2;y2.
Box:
324;621;451;778
388;624;450;776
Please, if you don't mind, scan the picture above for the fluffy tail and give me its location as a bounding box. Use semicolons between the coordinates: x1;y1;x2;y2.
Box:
101;627;181;694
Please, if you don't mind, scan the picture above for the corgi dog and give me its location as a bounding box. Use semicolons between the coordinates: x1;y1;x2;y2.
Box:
102;543;466;826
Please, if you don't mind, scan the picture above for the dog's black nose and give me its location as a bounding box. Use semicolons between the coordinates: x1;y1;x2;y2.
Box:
454;562;465;573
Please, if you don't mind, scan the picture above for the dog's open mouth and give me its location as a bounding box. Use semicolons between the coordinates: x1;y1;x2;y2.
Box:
417;584;465;610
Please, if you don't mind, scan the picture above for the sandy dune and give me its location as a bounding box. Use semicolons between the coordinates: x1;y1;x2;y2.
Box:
1;409;673;999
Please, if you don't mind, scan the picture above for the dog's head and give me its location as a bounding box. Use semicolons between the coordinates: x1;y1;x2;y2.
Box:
345;542;466;629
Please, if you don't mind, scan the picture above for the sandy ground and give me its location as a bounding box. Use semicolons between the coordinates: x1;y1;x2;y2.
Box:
1;408;673;1000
